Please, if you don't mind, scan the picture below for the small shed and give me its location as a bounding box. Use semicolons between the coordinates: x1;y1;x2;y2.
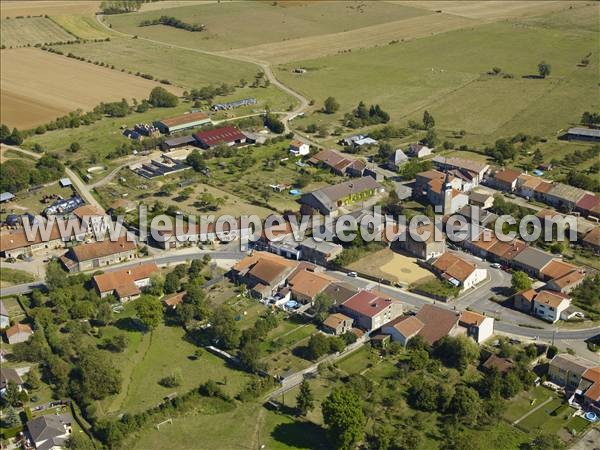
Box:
0;192;15;203
59;178;72;188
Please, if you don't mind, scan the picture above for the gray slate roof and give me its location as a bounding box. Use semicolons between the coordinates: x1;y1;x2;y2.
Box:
568;127;600;138
310;177;382;203
550;354;596;376
512;247;555;271
27;414;72;444
0;367;23;389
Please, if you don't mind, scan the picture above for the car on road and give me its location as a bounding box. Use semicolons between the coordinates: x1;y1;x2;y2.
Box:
347;271;358;278
490;263;501;269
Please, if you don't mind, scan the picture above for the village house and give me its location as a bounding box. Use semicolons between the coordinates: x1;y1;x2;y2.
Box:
6;323;33;344
151;220;251;250
298;237;343;265
517;174;543;199
93;262;159;302
414;304;460;345
458;310;494;343
510;246;557;278
163;291;186;310
548;354;600;413
395;223;446;260
429;252;487;292
60;236;137;272
544;183;588;212
514;289;572;323
385;149;409;171
287;269;333;304
0;218;86;259
27;413;73;450
488;168;522;192
406;143;432;158
193;126;248;149
299;177;384;216
230;252;298;299
72;204;110;239
308;149;366;177
545;268;586;294
321;282;357;306
0;367;24;395
154;111;211;134
289;140;310;156
322;313;354;336
432;156;489;186
0;300;9;329
469;192;494;210
575;193;600;218
582;227;600;254
381;315;424;346
339;290;403;331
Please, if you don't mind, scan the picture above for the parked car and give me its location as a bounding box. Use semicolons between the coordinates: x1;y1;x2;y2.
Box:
347;271;358;278
490;263;501;269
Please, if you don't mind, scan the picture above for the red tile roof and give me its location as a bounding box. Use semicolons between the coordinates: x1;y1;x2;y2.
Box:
415;305;459;344
93;263;158;296
342;291;394;318
194;126;246;147
576;193;600;212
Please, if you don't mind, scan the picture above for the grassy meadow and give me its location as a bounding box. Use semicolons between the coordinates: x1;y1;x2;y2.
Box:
104;1;431;52
276;11;599;142
51;14;112;40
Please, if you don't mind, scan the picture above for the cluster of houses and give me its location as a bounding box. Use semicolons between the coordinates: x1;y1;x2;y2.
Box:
229;251;495;346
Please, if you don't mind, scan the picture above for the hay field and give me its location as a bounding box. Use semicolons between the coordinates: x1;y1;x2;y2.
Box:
0;1;99;17
275;16;598;141
0;16;74;47
0;48;182;129
58;37;261;87
223;12;478;64
105;1;431;52
388;1;579;21
51;14;112;40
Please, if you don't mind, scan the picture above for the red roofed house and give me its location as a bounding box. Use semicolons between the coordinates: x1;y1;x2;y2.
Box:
430;252;487;291
193;126;247;149
576;193;600;218
514;289;571;323
93;262;159;302
582;227;600;254
289;140;310;156
6;323;33;344
458;310;494;343
339;290;403;331
381;315;424;346
322;313;354;336
489;168;522;192
415;304;460;345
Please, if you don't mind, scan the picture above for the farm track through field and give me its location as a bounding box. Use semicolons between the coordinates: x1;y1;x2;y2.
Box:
95;15;310;136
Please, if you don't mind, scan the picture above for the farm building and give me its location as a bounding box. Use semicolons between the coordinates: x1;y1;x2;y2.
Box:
210;98;256;111
155;111;211;134
193;126;248;149
564;127;600;142
308;149;366;177
160;135;197;151
299;177;383;216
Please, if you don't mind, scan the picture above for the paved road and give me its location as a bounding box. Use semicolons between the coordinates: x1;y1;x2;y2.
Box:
0;250;244;296
324;269;600;341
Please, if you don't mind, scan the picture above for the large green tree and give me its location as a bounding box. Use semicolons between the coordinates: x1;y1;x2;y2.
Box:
296;379;314;416
511;271;532;294
135;295;163;330
322;387;366;450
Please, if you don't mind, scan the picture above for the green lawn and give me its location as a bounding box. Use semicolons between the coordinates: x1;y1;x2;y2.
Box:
503;385;555;423
0;267;35;286
116;324;252;414
105;1;431;52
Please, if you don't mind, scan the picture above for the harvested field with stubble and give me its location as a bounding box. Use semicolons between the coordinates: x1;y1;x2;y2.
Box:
0;48;183;129
0;16;74;47
0;1;99;18
51;14;112;40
